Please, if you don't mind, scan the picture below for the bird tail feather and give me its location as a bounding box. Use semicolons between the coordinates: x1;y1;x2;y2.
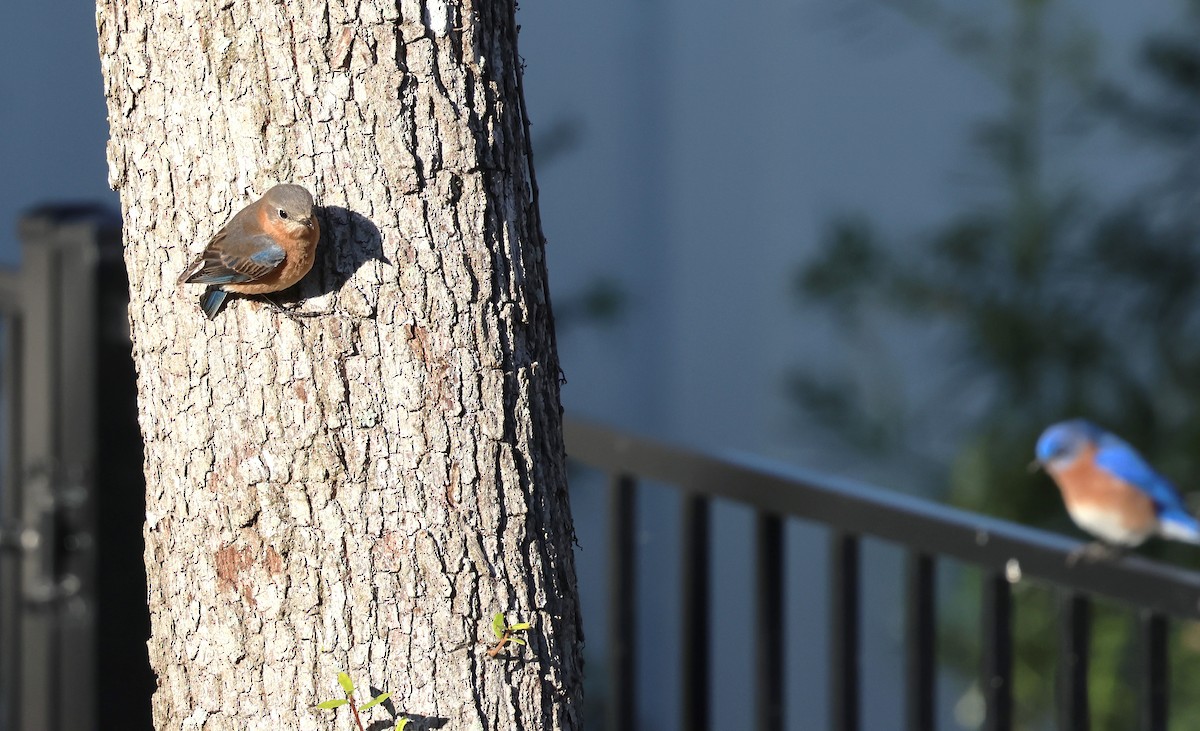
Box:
1159;512;1200;544
199;288;228;319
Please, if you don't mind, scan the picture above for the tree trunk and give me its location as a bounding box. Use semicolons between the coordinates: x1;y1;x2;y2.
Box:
95;2;582;729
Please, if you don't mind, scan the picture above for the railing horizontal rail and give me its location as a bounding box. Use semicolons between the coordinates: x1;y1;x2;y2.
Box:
563;418;1200;619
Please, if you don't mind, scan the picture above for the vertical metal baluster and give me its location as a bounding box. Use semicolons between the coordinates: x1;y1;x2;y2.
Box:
981;571;1013;731
905;553;935;731
681;494;711;731
1140;610;1168;731
608;474;636;731
1057;592;1090;731
755;513;784;731
830;533;860;731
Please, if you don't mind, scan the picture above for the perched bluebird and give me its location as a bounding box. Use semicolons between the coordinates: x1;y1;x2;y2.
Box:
1035;419;1200;561
178;183;320;318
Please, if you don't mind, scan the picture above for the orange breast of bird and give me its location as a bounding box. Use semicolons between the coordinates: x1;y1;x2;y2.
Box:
223;205;320;295
1051;445;1158;544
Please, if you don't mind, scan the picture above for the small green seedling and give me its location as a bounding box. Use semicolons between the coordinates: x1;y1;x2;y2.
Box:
316;670;407;730
488;613;532;658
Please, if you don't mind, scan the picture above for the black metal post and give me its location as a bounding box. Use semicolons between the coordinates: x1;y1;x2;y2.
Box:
680;494;710;731
905;552;935;731
1139;610;1168;731
981;571;1012;731
755;513;784;731
607;474;636;731
1057;592;1090;731
830;533;860;731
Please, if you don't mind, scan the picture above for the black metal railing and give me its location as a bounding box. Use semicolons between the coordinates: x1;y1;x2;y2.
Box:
563;417;1200;731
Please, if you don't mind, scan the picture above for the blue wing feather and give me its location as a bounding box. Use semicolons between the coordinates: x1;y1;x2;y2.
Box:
1093;433;1190;516
188;271;246;285
247;243;286;268
182;235;285;285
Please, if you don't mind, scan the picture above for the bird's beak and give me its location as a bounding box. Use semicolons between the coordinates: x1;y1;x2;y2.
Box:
301;216;315;229
1027;459;1043;474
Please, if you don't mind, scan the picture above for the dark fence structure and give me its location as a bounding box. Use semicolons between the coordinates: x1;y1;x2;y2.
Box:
563;418;1200;731
0;206;150;731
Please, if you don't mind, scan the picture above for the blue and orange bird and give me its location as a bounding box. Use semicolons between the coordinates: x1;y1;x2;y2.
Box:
1035;419;1200;561
178;183;320;318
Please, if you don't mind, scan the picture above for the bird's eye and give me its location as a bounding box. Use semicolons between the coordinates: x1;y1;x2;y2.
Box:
278;209;288;219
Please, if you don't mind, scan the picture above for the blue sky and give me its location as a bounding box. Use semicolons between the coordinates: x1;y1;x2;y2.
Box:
0;2;117;265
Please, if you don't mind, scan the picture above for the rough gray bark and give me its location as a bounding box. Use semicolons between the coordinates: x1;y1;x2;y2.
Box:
95;1;582;729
